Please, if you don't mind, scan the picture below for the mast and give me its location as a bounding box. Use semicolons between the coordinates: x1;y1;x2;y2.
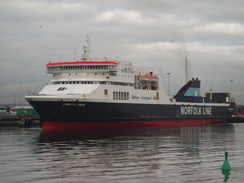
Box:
185;55;188;83
81;35;92;61
73;46;77;60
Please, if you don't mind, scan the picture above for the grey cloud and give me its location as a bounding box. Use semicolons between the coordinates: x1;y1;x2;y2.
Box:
0;0;243;104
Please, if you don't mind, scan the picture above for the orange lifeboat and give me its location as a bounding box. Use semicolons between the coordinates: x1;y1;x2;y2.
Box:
138;74;158;79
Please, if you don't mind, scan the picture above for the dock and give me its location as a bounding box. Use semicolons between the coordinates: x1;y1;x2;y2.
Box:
0;116;41;127
228;115;244;123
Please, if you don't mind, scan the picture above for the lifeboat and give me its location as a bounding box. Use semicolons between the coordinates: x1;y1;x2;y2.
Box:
138;74;158;81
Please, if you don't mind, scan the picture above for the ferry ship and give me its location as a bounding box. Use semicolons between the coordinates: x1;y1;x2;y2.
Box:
25;39;235;130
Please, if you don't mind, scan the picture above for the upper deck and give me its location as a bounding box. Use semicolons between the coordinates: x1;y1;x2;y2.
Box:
46;61;118;73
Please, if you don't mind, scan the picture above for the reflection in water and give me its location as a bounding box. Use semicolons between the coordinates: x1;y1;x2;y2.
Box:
33;123;235;182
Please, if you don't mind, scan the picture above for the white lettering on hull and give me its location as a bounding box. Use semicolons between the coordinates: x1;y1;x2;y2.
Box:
180;106;212;116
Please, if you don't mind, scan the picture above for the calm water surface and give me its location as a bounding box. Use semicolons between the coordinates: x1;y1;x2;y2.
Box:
1;123;244;183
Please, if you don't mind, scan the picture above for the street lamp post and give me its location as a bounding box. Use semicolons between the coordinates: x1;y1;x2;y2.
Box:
167;73;170;96
230;80;233;102
13;90;16;106
20;82;22;105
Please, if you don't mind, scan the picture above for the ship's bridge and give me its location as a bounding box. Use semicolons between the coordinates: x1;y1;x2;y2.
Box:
46;61;118;73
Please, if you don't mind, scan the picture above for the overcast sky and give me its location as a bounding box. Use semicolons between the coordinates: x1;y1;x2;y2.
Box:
0;0;243;105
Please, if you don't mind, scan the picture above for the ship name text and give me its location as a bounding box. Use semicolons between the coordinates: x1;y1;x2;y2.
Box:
180;106;212;115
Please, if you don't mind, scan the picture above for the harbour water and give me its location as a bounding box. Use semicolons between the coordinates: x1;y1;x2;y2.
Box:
1;123;244;183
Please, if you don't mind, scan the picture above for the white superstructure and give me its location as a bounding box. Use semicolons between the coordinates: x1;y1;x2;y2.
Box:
36;58;170;104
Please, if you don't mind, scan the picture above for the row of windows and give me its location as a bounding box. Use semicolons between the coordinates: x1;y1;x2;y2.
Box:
113;91;129;100
54;72;133;78
47;64;117;71
53;81;133;86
